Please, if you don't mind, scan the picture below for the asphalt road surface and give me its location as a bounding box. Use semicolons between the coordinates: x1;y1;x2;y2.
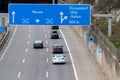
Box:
0;26;109;80
0;26;76;80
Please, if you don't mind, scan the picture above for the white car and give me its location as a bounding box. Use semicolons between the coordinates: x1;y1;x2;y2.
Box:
52;54;65;64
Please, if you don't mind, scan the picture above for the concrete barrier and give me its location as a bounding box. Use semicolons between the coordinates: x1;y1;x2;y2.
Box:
0;25;10;51
70;26;120;80
0;16;10;52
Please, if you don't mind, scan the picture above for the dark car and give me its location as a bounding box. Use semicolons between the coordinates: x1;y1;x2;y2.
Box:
33;40;44;48
52;44;63;53
52;30;57;33
51;26;59;29
51;30;59;39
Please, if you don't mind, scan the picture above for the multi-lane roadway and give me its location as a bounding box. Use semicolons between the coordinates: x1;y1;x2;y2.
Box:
0;26;109;80
0;26;76;80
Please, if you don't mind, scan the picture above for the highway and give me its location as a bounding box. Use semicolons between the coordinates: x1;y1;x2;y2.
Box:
0;26;76;80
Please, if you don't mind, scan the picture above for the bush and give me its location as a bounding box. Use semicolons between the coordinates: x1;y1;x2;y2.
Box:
109;37;120;50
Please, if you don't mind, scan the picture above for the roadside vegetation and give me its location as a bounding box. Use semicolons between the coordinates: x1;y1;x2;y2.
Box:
81;0;120;50
63;0;120;50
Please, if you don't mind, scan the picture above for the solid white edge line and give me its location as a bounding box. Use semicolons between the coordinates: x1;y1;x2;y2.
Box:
46;71;48;78
26;49;28;52
17;72;21;79
0;26;18;61
22;58;26;63
60;29;79;80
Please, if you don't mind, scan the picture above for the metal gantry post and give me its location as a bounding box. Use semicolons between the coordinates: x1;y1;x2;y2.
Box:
92;14;112;37
108;14;112;37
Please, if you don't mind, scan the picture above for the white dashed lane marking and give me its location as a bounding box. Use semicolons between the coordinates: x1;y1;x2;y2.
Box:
22;58;26;63
45;35;47;38
27;41;30;44
44;29;46;32
17;72;21;79
26;49;28;53
28;35;31;38
45;41;48;44
46;71;48;78
46;58;48;63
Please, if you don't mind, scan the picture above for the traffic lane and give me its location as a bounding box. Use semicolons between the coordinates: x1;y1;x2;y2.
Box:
30;26;49;48
60;27;108;80
20;26;49;80
30;26;46;40
28;26;76;80
0;26;31;80
48;27;70;54
20;47;48;80
47;27;76;80
48;55;76;80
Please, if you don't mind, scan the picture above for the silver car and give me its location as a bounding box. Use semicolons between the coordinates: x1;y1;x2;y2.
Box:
52;54;65;64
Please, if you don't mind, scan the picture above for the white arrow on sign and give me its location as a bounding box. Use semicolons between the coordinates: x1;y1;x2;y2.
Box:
60;11;64;16
35;19;40;23
59;11;68;23
11;11;16;23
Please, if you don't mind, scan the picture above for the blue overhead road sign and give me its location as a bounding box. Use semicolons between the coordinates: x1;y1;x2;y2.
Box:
9;4;91;26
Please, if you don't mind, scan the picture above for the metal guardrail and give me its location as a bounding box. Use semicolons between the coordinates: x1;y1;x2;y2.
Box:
0;25;10;51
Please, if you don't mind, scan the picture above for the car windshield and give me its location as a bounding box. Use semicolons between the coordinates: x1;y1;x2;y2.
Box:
53;26;58;27
35;40;42;43
52;33;58;35
53;44;62;48
55;54;64;57
52;31;57;33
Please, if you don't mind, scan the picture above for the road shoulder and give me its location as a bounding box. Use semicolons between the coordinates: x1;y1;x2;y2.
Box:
60;27;109;80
